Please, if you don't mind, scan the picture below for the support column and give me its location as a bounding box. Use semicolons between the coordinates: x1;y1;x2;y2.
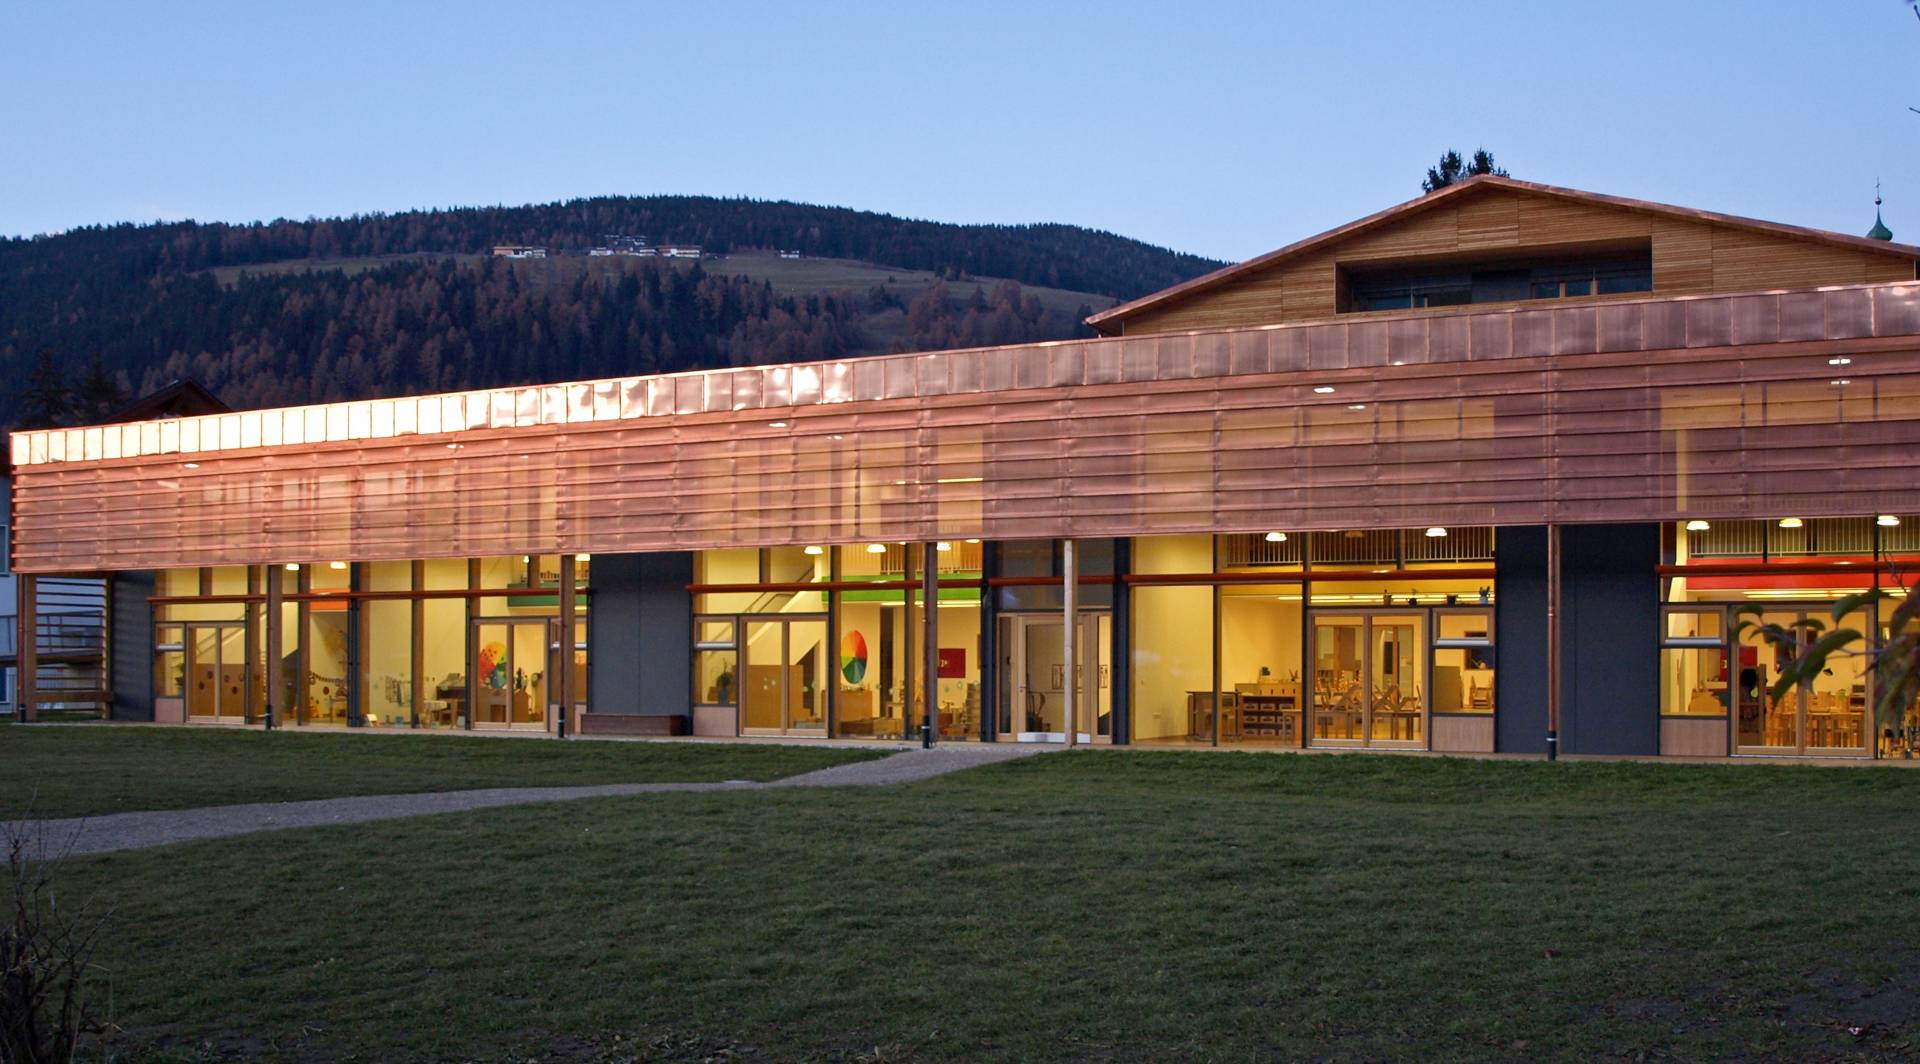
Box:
1063;539;1077;748
410;561;425;729
16;575;35;723
265;565;284;730
1546;523;1562;761
922;541;939;748
557;554;576;738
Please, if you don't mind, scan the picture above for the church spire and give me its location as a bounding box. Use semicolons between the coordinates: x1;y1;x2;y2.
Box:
1868;180;1894;241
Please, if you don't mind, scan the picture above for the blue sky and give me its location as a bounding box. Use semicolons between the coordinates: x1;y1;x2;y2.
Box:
2;1;1916;262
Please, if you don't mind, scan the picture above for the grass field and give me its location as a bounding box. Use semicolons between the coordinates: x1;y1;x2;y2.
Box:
43;749;1920;1062
0;726;885;818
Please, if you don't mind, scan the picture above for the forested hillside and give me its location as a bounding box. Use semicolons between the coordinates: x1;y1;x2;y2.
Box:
0;195;1224;428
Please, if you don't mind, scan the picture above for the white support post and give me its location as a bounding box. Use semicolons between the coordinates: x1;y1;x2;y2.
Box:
1063;539;1077;748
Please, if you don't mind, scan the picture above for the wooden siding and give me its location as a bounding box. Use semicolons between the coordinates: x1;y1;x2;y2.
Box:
11;282;1920;574
1122;186;1917;334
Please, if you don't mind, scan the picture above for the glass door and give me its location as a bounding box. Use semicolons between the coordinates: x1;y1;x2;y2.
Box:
1369;614;1425;746
185;621;247;722
1310;614;1366;742
1000;614;1106;742
1733;604;1870;757
472;618;552;729
741;617;829;736
1309;611;1427;748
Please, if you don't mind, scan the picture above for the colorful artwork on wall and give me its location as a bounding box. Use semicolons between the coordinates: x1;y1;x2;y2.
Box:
479;641;509;691
840;630;868;684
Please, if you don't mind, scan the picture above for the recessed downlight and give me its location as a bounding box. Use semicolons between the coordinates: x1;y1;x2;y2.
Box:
182;461;200;469
1827;356;1852;367
803;545;824;555
1778;517;1803;529
1830;379;1851;387
1685;519;1711;532
1425;527;1447;538
769;420;789;428
866;543;887;554
1264;531;1288;543
1312;385;1337;395
328;561;348;570
1347;403;1367;411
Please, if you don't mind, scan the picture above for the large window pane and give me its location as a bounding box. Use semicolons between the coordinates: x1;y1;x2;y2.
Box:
1131;585;1213;743
1221;585;1303;742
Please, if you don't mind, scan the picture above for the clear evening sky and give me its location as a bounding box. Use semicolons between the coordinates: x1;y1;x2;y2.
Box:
3;1;1916;263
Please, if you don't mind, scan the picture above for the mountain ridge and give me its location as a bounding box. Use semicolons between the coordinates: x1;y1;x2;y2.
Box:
0;194;1229;428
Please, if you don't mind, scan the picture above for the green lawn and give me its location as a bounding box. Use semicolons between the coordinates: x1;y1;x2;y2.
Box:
0;726;886;818
44;750;1920;1062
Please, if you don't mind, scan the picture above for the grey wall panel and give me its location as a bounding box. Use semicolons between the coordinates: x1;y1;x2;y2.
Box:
1561;523;1660;756
1495;526;1548;753
588;551;692;716
110;571;155;721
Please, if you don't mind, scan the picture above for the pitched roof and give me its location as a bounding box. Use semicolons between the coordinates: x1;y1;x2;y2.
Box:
1086;175;1920;335
107;378;231;422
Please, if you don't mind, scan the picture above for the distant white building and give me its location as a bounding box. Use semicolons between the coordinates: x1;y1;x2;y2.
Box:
777;249;802;260
659;245;703;259
491;245;548;259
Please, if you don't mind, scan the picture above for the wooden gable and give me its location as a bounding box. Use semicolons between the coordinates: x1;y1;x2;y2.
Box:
1105;180;1919;336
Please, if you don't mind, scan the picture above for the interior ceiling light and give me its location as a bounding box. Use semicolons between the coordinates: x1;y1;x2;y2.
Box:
1425;526;1448;538
328;561;348;570
769;420;788;428
964;538;981;544
1828;356;1852;366
866;543;887;554
1264;531;1288;543
1778;517;1803;528
1685;519;1711;532
575;553;591;562
1312;385;1337;395
283;563;301;572
1830;379;1851;387
1347;403;1368;411
182;461;200;469
1878;515;1902;527
802;545;824;555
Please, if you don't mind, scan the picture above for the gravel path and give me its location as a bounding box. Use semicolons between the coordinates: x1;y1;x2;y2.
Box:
11;742;1053;859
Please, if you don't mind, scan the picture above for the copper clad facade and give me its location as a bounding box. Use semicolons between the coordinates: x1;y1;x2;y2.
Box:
12;282;1920;573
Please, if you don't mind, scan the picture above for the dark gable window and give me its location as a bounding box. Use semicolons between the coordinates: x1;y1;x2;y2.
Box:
1345;248;1653;313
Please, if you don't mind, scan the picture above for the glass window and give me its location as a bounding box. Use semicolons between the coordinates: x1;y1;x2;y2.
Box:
930;597;982;741
1220;585;1304;742
1131;585;1213;743
155;621;185;698
306;608;351;725
421;597;465;728
834;588;912;739
695;647;737;706
1662;646;1728;716
364;597;413;727
1432;612;1495;715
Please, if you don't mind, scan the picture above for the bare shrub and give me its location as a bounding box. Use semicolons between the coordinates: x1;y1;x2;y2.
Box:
0;819;111;1064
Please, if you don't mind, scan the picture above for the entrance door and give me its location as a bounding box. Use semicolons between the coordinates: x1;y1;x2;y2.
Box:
1309;612;1427;748
185;621;247;722
741;617;829;736
999;614;1107;742
1733;605;1870;756
472;618;552;728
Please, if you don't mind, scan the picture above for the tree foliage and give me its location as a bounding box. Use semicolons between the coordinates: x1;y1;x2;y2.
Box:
1422;148;1510;193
